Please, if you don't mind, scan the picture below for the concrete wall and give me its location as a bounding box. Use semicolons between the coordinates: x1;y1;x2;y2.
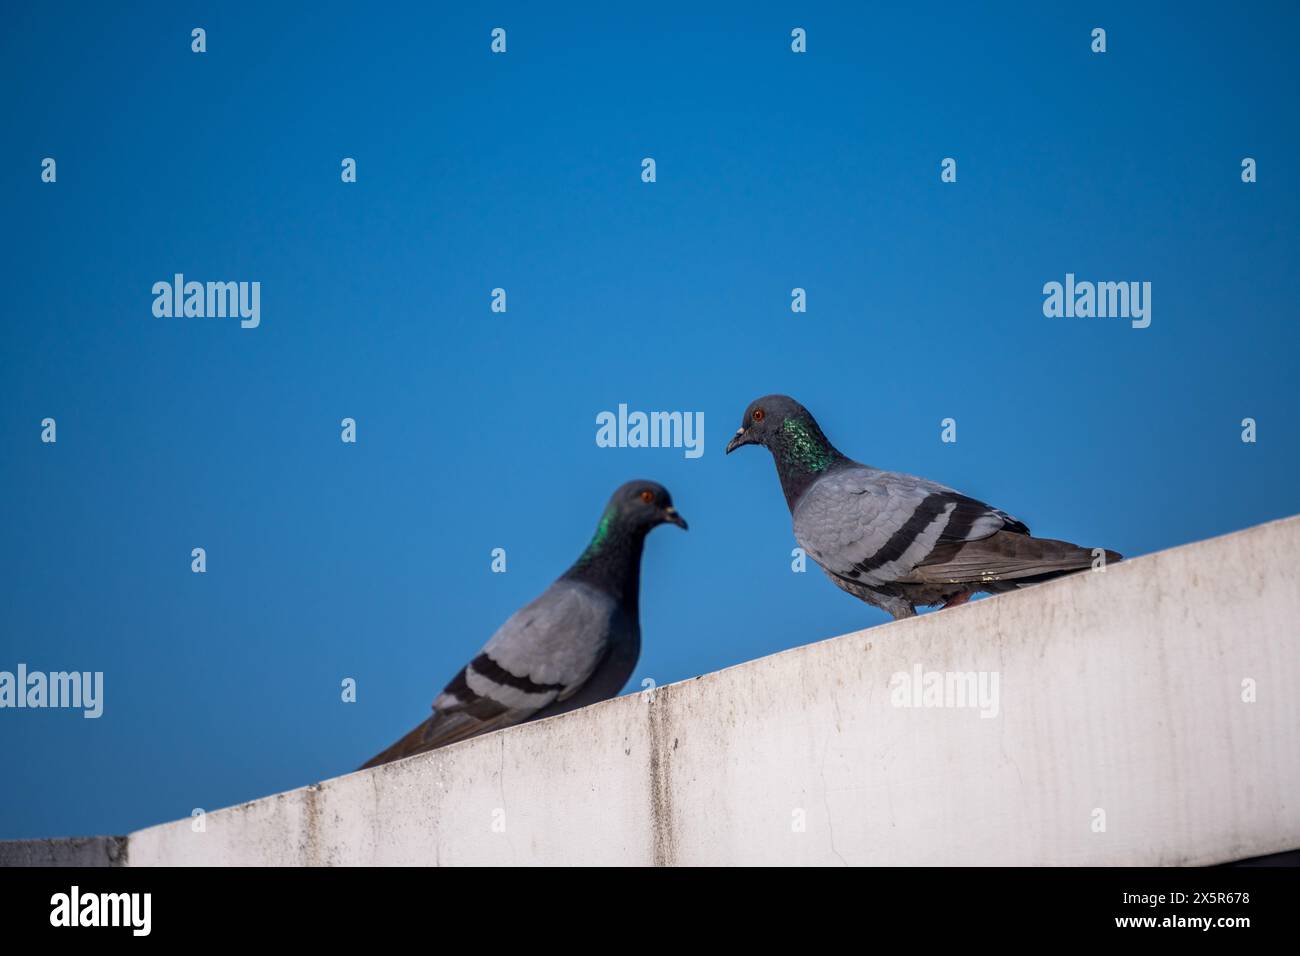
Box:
17;516;1300;865
0;837;126;867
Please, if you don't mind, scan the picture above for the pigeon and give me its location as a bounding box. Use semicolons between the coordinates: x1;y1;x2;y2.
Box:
725;395;1120;620
360;480;686;769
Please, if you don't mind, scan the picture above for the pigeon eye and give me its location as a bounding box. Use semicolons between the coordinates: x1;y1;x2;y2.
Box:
752;408;765;423
639;490;655;504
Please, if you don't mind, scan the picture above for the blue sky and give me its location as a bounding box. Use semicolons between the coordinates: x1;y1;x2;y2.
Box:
2;2;1296;839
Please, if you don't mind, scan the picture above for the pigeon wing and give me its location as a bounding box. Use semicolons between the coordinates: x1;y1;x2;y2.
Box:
793;466;1027;588
359;581;615;768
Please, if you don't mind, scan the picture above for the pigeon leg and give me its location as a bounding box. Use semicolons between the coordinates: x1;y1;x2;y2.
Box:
879;595;917;620
941;590;976;610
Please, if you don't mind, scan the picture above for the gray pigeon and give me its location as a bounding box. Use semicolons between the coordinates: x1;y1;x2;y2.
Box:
361;480;686;768
725;395;1120;620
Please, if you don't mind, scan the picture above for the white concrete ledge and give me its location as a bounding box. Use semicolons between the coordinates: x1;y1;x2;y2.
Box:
22;516;1300;865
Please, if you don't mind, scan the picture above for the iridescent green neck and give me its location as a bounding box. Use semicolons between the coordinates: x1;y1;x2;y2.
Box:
576;505;617;565
565;504;646;608
772;416;843;509
778;417;838;473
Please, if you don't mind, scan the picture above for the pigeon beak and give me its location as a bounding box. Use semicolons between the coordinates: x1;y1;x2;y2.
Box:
724;427;751;455
662;506;688;530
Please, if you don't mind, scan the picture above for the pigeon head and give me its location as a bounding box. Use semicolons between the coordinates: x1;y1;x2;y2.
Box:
566;480;686;597
725;395;822;456
606;479;688;532
726;395;845;508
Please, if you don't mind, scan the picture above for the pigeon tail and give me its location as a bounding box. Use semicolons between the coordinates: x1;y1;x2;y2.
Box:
907;531;1121;591
359;708;516;770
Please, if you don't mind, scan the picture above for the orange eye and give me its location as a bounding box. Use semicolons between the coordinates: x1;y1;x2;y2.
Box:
752;408;765;423
640;490;655;504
